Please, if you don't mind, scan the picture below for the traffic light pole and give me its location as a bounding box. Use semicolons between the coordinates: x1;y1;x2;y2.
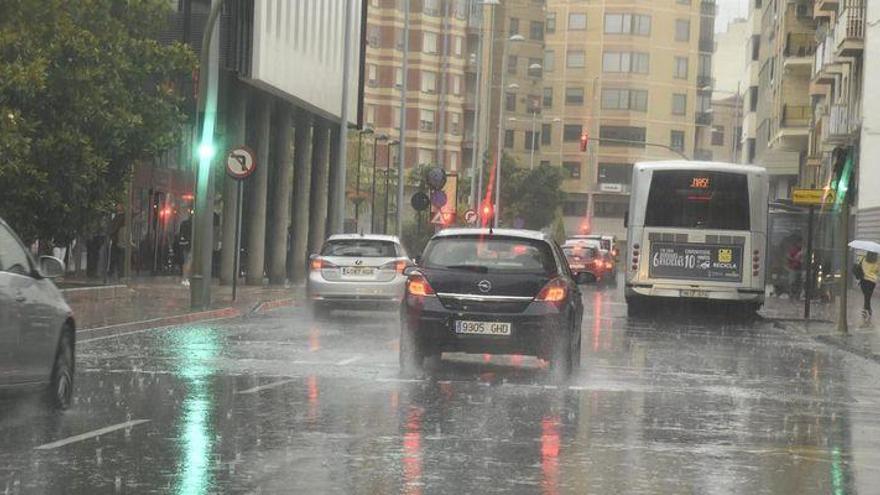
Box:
837;200;850;334
190;0;226;310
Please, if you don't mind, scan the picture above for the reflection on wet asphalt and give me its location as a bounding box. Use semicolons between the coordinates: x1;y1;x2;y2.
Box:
2;282;880;494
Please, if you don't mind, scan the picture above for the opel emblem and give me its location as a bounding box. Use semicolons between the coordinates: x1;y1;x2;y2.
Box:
477;280;492;293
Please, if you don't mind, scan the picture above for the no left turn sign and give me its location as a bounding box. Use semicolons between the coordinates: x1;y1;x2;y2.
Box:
226;146;257;180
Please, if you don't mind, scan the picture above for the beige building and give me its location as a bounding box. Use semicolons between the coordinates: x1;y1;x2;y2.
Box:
538;0;716;237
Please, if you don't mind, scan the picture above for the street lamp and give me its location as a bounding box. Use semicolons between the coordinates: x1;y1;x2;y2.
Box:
384;139;399;235
470;0;500;211
370;133;388;234
493;34;524;228
354;127;374;228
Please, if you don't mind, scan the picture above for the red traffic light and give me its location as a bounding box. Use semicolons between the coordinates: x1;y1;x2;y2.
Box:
482;204;493;217
579;131;589;152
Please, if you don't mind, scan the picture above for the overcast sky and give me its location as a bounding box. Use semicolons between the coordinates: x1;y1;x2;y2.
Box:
715;0;750;32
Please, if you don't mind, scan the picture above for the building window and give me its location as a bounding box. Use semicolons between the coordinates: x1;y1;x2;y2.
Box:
449;151;459;171
594;201;629;218
675;19;690;42
505;92;516;112
602;51;649;73
423;0;440;16
507;54;518;75
367;64;378;86
670;130;685;151
420;109;435;131
751;35;760;61
567;50;586;68
365;104;376;126
749;86;758;112
711;125;724;146
421;71;436;93
672;94;687;115
565;87;584;106
546;12;556;33
541;123;552;145
418;148;433;166
598;163;633;184
674;57;688;79
600;126;646;147
604;14;651;35
563;200;587;216
697;93;711;112
601;88;648;111
530;21;544;41
454;36;463;56
423;32;438;54
677;0;691;4
504;129;515;148
509;17;520;36
544;50;555;72
568;13;587;30
540;160;551;168
450;112;462;135
392;106;400;129
563;161;581;179
451;75;461;95
453;0;468;19
525;131;539;150
563;124;583;142
528;57;543;77
543;87;553;108
698;54;712;78
367;25;381;47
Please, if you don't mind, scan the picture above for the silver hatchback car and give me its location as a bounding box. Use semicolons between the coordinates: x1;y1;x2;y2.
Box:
0;218;75;409
307;234;411;316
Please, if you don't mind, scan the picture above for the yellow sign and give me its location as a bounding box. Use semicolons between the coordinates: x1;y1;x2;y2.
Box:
718;248;733;263
792;188;835;206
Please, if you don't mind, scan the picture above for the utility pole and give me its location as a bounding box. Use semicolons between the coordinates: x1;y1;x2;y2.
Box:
396;0;410;236
470;3;486;209
333;0;354;235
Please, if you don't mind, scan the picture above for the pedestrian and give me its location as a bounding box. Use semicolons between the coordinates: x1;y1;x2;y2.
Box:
855;251;878;326
177;216;193;286
785;239;804;300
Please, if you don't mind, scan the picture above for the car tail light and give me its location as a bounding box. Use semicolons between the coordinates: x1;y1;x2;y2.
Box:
382;259;408;273
310;258;337;272
536;278;567;303
406;273;435;296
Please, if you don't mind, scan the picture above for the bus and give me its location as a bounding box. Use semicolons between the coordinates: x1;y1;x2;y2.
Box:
624;161;769;314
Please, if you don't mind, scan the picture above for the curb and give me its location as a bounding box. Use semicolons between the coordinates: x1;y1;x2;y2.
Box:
773;320;880;365
249;298;300;315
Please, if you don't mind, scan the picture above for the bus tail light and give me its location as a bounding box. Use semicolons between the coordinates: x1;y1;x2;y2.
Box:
752;249;760;277
406;273;435;297
631;243;641;272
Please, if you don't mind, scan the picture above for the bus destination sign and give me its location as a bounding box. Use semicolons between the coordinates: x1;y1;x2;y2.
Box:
649;242;743;282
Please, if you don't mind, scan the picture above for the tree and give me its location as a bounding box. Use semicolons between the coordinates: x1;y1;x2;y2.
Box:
480;153;565;230
0;0;195;243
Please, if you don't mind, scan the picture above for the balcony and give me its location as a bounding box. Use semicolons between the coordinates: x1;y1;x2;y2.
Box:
697;75;714;90
812;32;845;83
814;0;839;14
695;111;713;126
784;33;816;58
835;3;865;56
781;104;810;127
700;0;716;16
699;37;715;53
822;103;859;144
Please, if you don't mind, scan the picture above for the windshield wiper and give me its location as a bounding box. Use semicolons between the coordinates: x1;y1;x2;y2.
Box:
443;264;489;273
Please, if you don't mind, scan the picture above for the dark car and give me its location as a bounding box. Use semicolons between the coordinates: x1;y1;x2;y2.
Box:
400;229;583;380
0;218;75;409
562;244;605;284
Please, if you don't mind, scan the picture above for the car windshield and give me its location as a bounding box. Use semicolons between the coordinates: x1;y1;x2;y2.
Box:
422;237;556;275
321;240;397;257
563;245;597;260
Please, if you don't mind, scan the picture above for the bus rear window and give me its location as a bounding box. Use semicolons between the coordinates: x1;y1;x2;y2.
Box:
645;171;750;230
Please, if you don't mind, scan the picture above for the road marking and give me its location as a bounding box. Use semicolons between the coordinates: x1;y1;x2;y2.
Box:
34;420;150;450
375;377;424;383
235;379;298;395
78;314;238;344
337;355;363;366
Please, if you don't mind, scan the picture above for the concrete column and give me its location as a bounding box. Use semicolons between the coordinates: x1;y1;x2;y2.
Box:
289;111;314;283
268;104;294;285
245;93;271;285
308;119;330;256
220;81;247;285
326;124;342;235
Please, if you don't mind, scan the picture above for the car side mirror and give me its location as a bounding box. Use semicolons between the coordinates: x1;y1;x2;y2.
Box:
623;209;629;228
39;256;65;279
412;255;422;265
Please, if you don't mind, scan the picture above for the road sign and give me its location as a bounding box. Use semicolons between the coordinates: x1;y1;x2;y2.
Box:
411;192;430;211
431;210;445;225
426;166;447;190
464;209;478;224
226;146;256;180
430;190;448;208
792;188;834;205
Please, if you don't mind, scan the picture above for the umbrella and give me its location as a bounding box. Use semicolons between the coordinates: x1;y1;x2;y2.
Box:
848;240;880;253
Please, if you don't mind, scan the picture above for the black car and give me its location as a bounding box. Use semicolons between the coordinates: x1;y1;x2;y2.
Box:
400;228;583;380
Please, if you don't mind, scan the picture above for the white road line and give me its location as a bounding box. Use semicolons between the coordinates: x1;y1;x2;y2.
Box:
34;420;150;450
337;355;363;366
235;379;298;395
78;315;236;344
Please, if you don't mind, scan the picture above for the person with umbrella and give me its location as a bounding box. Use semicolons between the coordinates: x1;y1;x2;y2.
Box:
850;240;880;326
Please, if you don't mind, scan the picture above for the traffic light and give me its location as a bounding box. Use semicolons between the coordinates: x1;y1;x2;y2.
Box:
481;202;494;225
579;130;589;152
830;147;854;208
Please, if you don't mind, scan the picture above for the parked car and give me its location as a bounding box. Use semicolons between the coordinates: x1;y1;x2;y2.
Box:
0;218;75;409
400;228;583;381
562;244;606;284
307;234;412;317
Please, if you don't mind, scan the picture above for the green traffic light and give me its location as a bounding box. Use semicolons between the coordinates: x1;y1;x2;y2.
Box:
197;142;216;161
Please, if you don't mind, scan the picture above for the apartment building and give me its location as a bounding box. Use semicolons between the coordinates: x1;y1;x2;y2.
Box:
745;0;816;200
539;0;716;236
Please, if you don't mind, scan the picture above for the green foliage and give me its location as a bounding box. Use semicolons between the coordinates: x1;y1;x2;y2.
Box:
0;0;195;242
480;153;565;230
400;214;434;257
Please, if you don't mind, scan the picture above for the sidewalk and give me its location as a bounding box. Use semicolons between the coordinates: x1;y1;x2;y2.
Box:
62;276;303;333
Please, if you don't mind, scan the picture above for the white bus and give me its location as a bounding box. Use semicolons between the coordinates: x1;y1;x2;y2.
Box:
624;161;769;314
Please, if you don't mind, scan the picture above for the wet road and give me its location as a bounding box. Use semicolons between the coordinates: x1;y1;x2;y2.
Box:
3;282;880;494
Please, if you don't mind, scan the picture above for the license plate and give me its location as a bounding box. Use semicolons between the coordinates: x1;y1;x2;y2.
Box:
680;289;708;298
454;320;511;336
342;266;375;277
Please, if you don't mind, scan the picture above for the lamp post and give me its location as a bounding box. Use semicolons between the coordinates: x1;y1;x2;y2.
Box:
493;34;525;228
384;139;399;235
370;133;388;234
354;127;374;229
472;0;500;210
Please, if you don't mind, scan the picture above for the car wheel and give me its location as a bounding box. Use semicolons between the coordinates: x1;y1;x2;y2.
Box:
399;324;425;377
548;335;572;383
47;327;75;410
